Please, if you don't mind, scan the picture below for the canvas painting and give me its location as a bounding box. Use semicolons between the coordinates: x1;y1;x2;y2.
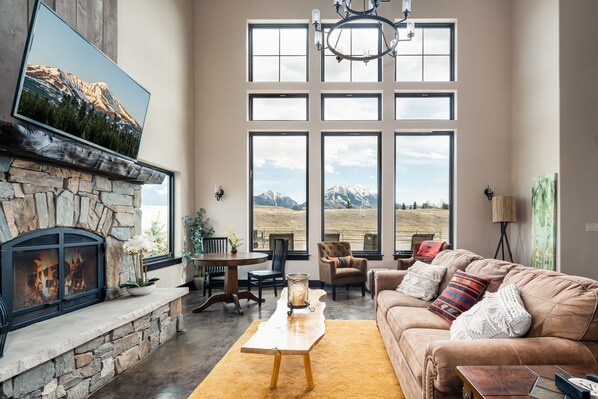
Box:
531;174;557;270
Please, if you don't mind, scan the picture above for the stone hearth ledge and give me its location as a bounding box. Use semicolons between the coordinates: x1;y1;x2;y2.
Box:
0;288;188;382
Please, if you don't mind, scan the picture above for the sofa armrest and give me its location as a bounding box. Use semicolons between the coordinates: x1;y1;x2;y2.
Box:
374;270;407;298
319;257;336;283
351;256;367;273
423;337;598;395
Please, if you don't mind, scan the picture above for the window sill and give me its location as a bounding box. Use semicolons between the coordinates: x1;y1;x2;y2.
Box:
353;253;383;261
394;251;413;260
147;257;182;271
252;251;310;261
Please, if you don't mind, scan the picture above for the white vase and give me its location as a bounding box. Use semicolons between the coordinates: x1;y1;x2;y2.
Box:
126;285;156;296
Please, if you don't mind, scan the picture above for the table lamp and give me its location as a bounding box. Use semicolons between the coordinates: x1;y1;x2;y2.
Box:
492;196;516;262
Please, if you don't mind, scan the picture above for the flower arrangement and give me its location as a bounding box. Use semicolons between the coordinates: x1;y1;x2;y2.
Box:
226;224;243;253
120;235;160;288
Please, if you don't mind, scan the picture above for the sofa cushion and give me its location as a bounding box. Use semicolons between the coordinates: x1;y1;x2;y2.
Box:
504;266;598;341
432;249;484;293
397;262;447;301
377;290;430;318
450;284;532;340
465;259;520;292
334;267;365;278
387;307;450;341
327;256;352;268
428;270;491;323
399;328;450;384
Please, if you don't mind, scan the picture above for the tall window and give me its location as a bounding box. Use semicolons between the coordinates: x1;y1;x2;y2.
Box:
322;133;381;255
249;24;308;82
249;94;308;121
395;23;454;82
395;132;453;252
395;93;454;120
250;133;308;255
322;93;381;121
140;166;174;262
322;25;381;82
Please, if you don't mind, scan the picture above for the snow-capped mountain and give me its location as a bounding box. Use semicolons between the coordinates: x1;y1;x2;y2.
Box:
23;64;141;132
254;190;299;209
324;184;378;209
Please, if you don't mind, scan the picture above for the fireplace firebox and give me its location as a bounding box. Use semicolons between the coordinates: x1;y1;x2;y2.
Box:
1;228;105;330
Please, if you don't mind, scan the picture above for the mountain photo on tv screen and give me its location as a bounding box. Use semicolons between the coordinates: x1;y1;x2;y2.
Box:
12;0;150;160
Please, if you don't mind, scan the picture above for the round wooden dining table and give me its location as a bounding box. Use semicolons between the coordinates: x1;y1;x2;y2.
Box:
191;252;268;315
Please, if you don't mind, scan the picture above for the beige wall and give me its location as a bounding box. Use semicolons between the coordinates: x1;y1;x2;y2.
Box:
118;0;196;287
510;0;560;267
193;0;513;278
559;0;598;279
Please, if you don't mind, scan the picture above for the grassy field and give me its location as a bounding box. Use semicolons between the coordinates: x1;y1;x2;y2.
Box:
253;206;449;251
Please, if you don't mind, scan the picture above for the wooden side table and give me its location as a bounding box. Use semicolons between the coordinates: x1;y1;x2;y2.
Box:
456;365;598;399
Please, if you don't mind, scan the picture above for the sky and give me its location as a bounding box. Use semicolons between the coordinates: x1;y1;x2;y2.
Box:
25;4;150;124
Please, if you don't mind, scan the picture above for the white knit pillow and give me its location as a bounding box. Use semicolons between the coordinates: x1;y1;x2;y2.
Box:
397;261;447;301
450;284;532;340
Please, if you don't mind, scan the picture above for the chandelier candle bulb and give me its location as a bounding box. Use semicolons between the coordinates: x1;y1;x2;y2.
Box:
334;0;342;5
407;21;415;37
312;9;321;25
402;0;411;14
315;31;323;49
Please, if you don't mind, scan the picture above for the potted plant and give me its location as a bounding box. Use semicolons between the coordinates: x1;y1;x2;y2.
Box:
183;209;215;290
226;224;243;254
120;235;160;296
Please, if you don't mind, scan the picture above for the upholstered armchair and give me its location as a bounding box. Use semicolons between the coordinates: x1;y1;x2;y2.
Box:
317;241;367;300
397;241;452;270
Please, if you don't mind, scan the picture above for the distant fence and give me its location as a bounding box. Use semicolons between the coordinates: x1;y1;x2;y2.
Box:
253;229;449;251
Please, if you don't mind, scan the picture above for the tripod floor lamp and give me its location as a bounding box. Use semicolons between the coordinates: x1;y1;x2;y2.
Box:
492;196;516;262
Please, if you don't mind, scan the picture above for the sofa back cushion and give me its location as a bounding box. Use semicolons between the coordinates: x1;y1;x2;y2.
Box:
504;266;598;341
432;249;484;293
465;259;520;292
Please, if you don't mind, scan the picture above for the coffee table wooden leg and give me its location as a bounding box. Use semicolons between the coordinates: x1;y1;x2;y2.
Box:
303;353;315;389
270;354;282;389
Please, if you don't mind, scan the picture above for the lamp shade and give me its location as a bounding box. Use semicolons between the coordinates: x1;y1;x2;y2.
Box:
492;196;516;223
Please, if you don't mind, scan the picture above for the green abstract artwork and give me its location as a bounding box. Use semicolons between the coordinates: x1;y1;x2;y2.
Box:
531;174;557;270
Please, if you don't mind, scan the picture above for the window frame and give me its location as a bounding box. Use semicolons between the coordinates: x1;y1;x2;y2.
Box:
136;163;178;271
248;23;310;83
320;23;383;83
249;132;310;260
321;93;382;121
394;92;455;120
394;22;455;82
393;131;454;259
248;93;309;121
321;132;383;259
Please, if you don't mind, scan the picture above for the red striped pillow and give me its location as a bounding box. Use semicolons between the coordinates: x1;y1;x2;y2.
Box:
428;270;491;324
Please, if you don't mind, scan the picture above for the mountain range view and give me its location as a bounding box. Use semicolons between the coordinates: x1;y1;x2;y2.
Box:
23;64;142;134
254;184;379;209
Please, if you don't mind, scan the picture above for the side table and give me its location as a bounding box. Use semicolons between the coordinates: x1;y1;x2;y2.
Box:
456;365;598;399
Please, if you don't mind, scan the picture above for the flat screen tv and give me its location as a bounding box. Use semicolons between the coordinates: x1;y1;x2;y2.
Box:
12;0;150;160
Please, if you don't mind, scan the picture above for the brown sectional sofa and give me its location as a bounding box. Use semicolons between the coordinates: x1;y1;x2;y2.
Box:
374;249;598;399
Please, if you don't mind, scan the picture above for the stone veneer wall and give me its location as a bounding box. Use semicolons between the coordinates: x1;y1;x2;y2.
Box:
0;156;142;299
0;298;183;399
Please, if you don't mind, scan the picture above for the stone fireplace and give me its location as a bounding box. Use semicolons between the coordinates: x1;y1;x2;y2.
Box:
0;156;141;305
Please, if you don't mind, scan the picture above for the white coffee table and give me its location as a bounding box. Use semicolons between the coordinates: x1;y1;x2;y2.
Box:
240;288;327;389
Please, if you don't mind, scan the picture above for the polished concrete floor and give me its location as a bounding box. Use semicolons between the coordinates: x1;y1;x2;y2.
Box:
90;285;375;399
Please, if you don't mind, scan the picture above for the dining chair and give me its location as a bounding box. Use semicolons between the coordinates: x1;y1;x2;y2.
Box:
202;237;228;296
247;238;288;307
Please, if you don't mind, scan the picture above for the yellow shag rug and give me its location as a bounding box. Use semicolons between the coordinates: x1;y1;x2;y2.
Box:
188;319;404;399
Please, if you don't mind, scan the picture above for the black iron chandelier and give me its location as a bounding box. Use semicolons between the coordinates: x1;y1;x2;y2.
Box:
312;0;415;63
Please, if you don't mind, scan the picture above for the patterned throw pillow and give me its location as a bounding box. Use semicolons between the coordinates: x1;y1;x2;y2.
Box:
415;241;445;263
450;284;532;340
428;270;491;324
327;256;352;268
397;261;447;301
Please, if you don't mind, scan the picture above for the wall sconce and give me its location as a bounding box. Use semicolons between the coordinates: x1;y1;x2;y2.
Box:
483;185;495;201
214;185;224;201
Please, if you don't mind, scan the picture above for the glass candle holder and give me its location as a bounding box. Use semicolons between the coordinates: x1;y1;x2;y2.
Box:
287;273;309;308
